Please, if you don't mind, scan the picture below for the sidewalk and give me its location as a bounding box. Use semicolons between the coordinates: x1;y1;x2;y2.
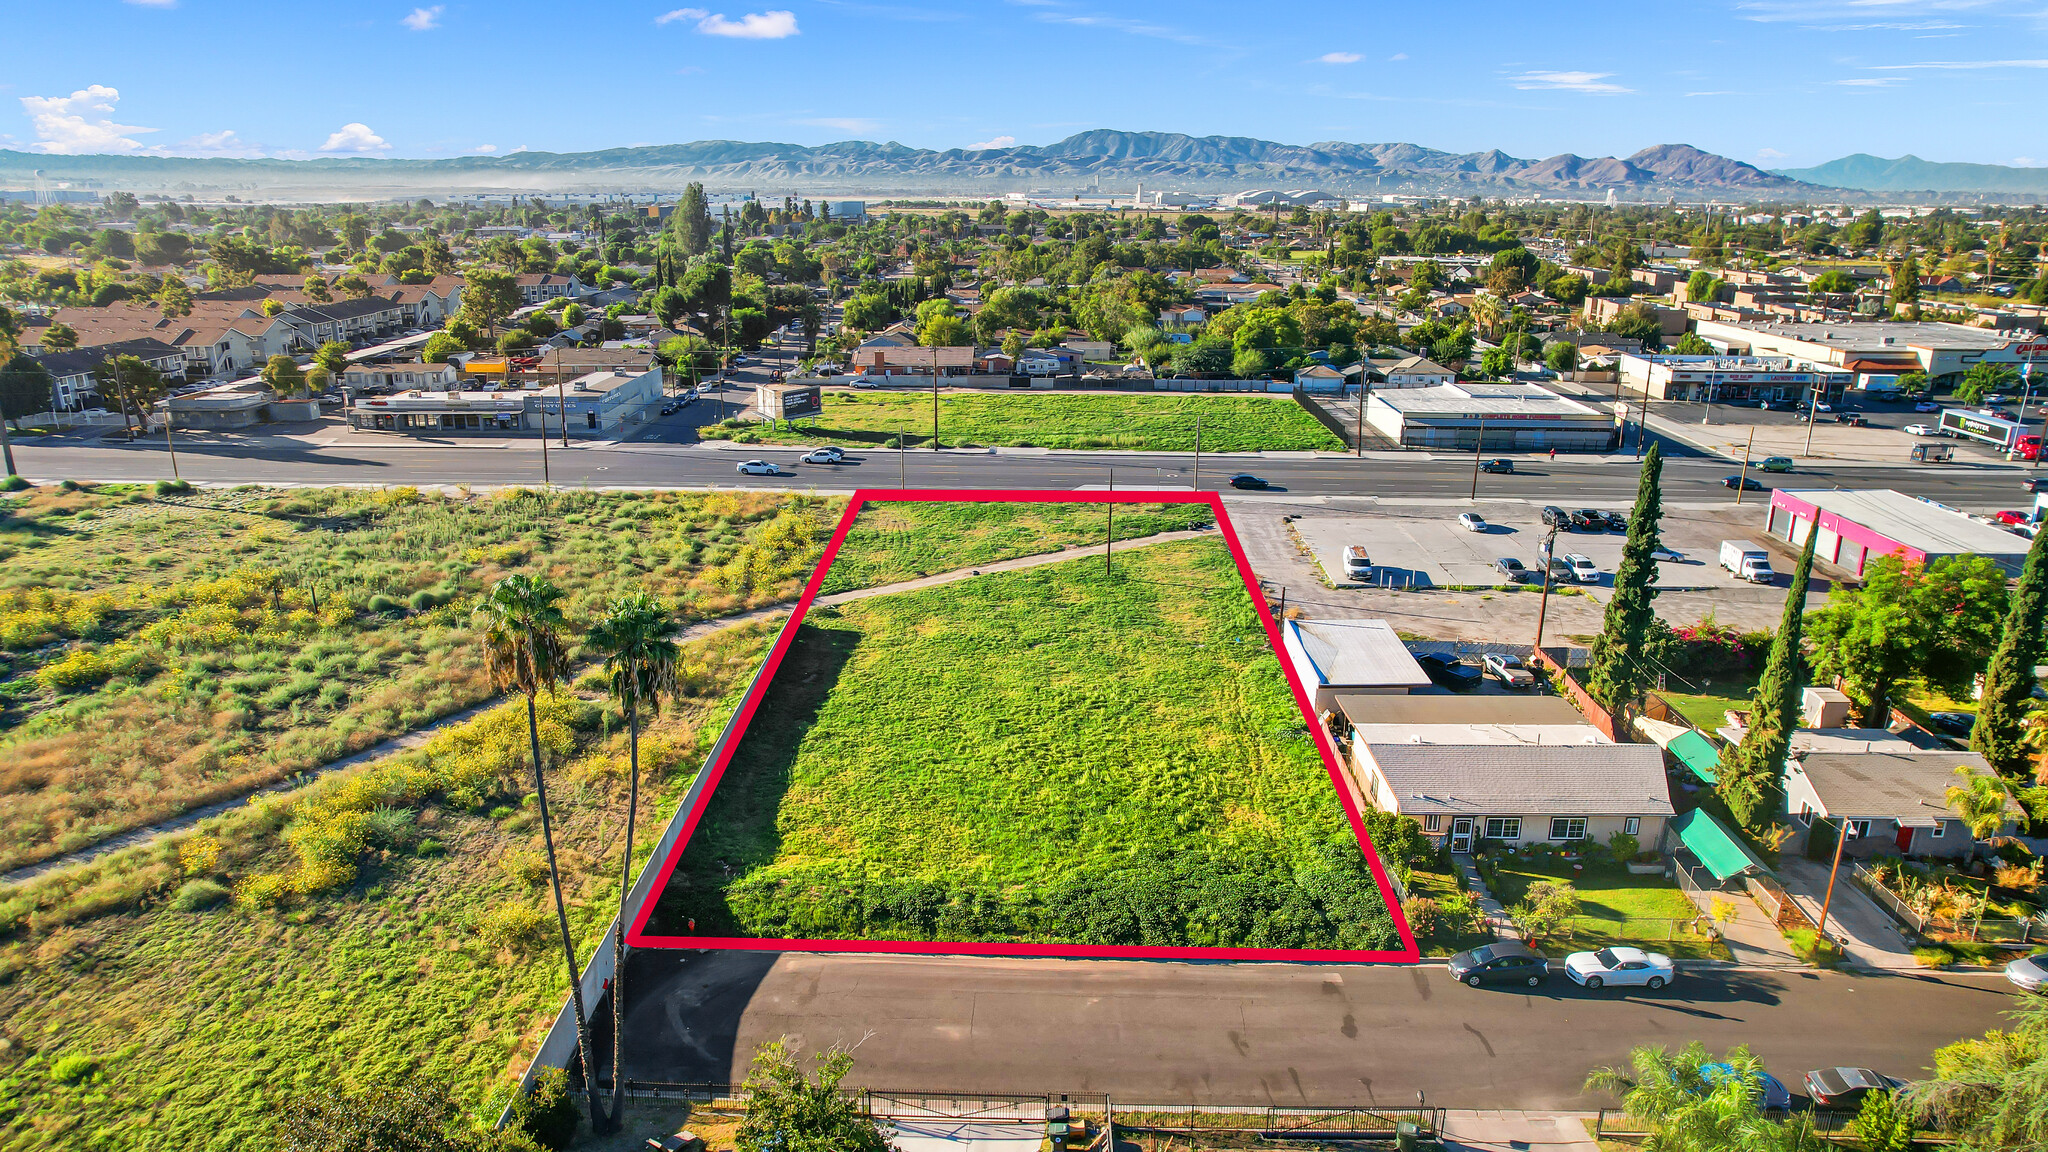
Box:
1439;1111;1598;1152
1775;855;1923;970
1452;854;1517;941
1677;883;1803;967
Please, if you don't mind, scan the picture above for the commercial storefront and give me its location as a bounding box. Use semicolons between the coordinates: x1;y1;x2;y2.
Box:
347;391;534;432
1764;488;2028;577
1615;354;1853;404
1365;382;1619;452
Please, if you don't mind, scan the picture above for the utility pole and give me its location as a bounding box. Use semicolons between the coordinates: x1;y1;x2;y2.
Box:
1734;427;1755;505
1354;377;1366;457
539;393;552;488
1469;417;1485;499
162;401;180;481
1634;374;1652;459
930;344;941;451
898;423;906;488
1104;467;1115;576
1532;520;1560;655
559;377;569;447
1803;381;1819;458
1817;816;1857;945
1193;413;1202;491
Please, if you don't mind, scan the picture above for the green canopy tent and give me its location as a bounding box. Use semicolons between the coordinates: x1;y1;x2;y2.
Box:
1669;807;1771;884
1667;729;1722;785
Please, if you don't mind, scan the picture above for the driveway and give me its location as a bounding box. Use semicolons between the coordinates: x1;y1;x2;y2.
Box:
1776;856;1923;970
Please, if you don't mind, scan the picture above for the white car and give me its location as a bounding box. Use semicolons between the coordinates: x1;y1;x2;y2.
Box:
1905;423;1937;436
800;447;845;464
1566;553;1600;583
735;460;779;475
1914;401;1941;413
1563;946;1675;990
1458;512;1488;533
1650;546;1685;563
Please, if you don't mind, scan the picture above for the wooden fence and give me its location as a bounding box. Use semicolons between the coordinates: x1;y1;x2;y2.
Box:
1746;873;1817;933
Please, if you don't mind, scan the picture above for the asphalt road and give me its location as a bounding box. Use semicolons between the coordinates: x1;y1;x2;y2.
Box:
614;950;2016;1109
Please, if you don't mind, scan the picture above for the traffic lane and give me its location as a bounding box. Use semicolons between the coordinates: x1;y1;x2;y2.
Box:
621;950;2017;1109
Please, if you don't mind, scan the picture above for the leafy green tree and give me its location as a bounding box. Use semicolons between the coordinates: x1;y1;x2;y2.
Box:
919;314;969;347
1604;301;1666;350
261;354;307;397
1849;1089;1913;1152
1508;880;1580;946
94;353;166;430
1672;333;1714;356
156;276;193;319
475;576;608;1133
1;353;55;428
1808;554;2010;727
675;182;714;256
1896;370;1930;395
1957;362;2020;405
737;1039;893;1152
302;275;331;303
1946;766;2023;843
1588;444;1665;711
1545;341;1579;374
277;1079;520;1152
461;268;520;336
336;274;372;300
422;332;464;363
41;322;77;352
1891;254;1920;311
841;293;895;332
1485;246;1538;294
1686;269;1726;304
1906;995;2048;1150
586;592;681;1126
1586;1042;1822;1152
1719;520;1818;834
313;341;351;375
1975;528;2048;778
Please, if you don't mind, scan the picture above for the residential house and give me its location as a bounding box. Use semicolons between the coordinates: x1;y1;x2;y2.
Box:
277;297;406;348
1280;619;1430;710
1784;748;2008;860
340;361;462;393
1380;356;1455;388
30;338;186;411
514;273;588;306
1293;363;1347;392
1342;694;1674;852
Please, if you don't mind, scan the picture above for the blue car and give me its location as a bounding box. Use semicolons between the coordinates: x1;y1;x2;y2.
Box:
1701;1063;1792;1110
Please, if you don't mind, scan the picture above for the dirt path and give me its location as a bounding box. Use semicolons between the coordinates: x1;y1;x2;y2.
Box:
0;529;1213;890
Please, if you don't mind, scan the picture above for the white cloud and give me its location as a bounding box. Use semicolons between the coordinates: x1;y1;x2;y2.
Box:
123;0;177;7
1756;147;1790;160
800;117;879;133
699;9;799;36
19;85;159;154
319;122;392;153
1873;57;2048;68
2012;156;2044;166
967;134;1016;149
1509;70;1633;93
656;6;708;22
401;5;443;30
1833;76;1901;85
474;143;498;153
1389;52;1408;60
1318;51;1361;64
176;129;264;157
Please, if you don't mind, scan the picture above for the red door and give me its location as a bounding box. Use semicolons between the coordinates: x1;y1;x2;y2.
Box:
1895;824;1913;854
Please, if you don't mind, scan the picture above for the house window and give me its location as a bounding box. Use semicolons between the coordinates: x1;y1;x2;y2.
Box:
1848;819;1872;841
1423;814;1441;833
1623;817;1640;836
1550;818;1588;841
1484;817;1522;841
1931;823;1945;838
1798;805;1814;827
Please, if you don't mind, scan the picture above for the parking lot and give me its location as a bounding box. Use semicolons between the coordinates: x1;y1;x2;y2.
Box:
1295;504;1724;590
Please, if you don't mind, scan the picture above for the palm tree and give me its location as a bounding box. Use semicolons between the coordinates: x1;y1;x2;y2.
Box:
1586;1042;1822;1152
476;575;608;1133
1470;292;1504;341
1906;994;2048;1148
1946;766;2024;849
586;592;682;1128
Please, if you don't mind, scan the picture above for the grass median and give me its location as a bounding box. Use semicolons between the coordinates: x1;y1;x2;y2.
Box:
698;391;1345;452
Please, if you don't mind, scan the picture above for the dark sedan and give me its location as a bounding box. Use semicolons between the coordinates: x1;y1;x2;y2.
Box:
1724;474;1769;491
1568;508;1606;530
1495;557;1534;583
1803;1067;1907;1109
1479;458;1514;474
1227;473;1270;490
1540;505;1571;527
1601;510;1628;531
1415;652;1484;691
1447;941;1550;988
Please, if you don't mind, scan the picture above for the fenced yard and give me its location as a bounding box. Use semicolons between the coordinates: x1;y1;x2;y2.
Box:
1481;853;1730;961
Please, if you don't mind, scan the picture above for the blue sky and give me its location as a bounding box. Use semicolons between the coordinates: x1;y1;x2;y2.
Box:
6;0;2048;168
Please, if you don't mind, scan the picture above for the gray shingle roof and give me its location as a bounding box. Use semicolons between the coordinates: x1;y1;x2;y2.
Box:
1363;743;1674;817
1794;751;1996;826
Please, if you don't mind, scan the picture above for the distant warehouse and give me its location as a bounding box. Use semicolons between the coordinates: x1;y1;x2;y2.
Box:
1365;382;1618;452
1765;488;2029;577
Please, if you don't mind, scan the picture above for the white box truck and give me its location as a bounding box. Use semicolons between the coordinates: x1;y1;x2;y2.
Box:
1343;545;1373;581
1720;540;1775;583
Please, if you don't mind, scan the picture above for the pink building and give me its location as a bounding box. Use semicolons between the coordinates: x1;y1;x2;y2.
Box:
1764;489;2026;577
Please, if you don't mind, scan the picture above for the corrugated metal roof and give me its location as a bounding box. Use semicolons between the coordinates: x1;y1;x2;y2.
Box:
1363;742;1674;817
1288;619;1431;690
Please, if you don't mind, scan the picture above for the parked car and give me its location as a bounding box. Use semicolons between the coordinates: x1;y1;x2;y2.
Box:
1802;1067;1906;1109
1479;458;1514;474
1568;508;1605;530
1928;711;1976;737
1914;400;1941;413
1540;505;1571;528
1751;456;1795;473
801;447;846;464
1458;512;1489;533
1566;554;1601;583
1812;400;1835;413
1905;423;1937;436
1723;474;1768;491
2005;954;2048;993
1563;947;1675;990
1699;1063;1793;1111
735;460;779;475
1649;546;1685;563
1548;556;1576;582
1482;653;1535;688
851;379;880;389
1756;399;1787;411
1228;473;1270;490
1447;941;1549;988
1415;653;1483;691
1602;510;1628;531
1494;557;1533;583
1992;510;2034;527
1987;393;2013;404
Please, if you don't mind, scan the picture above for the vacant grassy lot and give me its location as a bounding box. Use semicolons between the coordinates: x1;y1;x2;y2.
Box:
651;537;1396;951
0;484;833;875
1489;856;1728;961
699;392;1345;452
818;499;1216;593
0;611;779;1152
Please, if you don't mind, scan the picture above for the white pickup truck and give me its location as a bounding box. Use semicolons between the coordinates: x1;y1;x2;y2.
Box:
1719;540;1775;583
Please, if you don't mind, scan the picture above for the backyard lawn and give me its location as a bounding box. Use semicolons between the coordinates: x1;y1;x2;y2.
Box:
697;391;1346;452
0;484;834;875
1486;854;1729;961
649;536;1397;950
818;499;1216;593
1653;669;1763;734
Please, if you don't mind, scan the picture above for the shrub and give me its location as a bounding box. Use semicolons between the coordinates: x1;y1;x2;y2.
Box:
234;872;292;911
153;478;191;495
365;594;402;614
178;835;222;877
50;1054;98;1085
509;1068;580;1151
1606;831;1640;863
361;806;419;849
414;837;446;857
501;850;549;886
1402;896;1440;937
0;474;28;492
170;879;230;912
38;646;115;691
475;902;551;953
407;589;441;612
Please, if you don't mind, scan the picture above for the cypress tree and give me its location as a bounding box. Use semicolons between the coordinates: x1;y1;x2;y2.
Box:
1588;442;1665;711
1719;519;1819;833
1973;525;2048;778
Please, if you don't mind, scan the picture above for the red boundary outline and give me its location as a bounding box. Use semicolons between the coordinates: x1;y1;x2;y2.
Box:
626;490;1420;963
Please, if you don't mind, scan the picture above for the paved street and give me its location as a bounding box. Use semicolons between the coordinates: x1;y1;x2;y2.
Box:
612;950;2017;1109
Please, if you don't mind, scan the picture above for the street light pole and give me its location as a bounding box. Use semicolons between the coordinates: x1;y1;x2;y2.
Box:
1469;417;1485;500
1532;520;1561;655
1803;380;1819;458
1734;427;1755;505
1194;413;1202;491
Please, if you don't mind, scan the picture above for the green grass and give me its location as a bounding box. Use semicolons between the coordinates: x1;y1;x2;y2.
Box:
699;392;1345;452
1405;863;1494;957
0;620;780;1152
1653;669;1763;734
818;500;1216;593
0;484;835;874
1488;855;1729;961
648;537;1396;950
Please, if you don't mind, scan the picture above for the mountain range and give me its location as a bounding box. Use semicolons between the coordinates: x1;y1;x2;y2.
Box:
0;131;2038;200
